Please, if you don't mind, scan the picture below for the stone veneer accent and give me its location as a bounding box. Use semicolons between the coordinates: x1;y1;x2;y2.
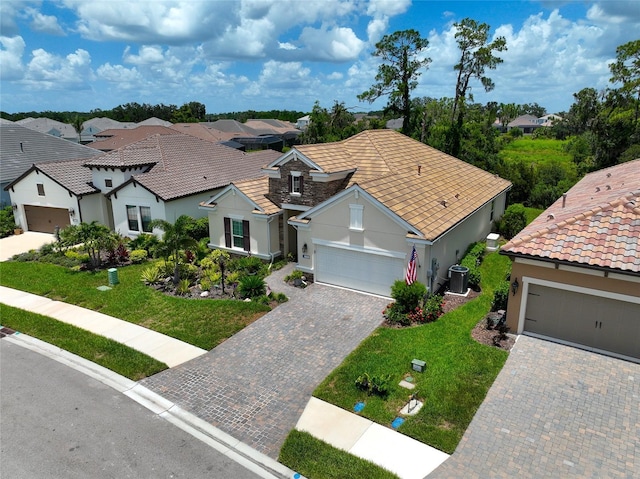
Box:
266;158;350;208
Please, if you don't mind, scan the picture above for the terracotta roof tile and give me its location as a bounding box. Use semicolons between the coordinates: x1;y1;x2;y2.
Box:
503;159;640;273
232;176;281;215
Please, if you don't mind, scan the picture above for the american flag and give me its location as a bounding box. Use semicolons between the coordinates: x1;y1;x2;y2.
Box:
406;245;418;285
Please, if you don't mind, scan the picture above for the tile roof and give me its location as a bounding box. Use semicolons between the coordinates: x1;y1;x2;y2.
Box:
1;122;101;184
231;176;281;215
297;130;511;239
90;126;181;151
35;158;100;196
170;123;241;142
120;135;281;201
502;159;640;273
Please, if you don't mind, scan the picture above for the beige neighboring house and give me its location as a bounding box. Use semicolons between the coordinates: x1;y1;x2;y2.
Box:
501;159;640;362
201;129;511;296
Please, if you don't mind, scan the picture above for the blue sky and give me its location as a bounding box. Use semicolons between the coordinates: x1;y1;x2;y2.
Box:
1;1;639;116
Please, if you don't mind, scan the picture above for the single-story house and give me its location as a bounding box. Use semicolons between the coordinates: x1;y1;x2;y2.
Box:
501;159;640;362
6;133;280;236
1;121;101;208
201;129;511;297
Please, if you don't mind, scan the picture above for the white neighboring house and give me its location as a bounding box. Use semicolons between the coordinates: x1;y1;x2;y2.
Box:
6;133;281;236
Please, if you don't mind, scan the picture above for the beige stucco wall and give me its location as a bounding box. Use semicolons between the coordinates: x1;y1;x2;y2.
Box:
505;258;640;333
295;189;420;279
206;189;281;260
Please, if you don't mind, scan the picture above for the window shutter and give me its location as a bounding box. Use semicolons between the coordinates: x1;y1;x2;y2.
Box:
224;217;231;248
242;220;250;252
299;176;304;195
288;174;293;193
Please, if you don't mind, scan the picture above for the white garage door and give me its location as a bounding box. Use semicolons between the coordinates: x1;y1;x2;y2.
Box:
315;244;404;296
524;284;640;360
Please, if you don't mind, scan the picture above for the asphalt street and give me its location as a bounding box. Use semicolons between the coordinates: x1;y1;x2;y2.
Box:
0;340;262;479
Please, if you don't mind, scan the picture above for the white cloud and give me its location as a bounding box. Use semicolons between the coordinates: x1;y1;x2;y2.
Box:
299;25;365;61
0;35;25;80
123;45;166;65
328;71;344;80
97;63;143;85
365;0;411;43
27;8;65;36
24;48;94;90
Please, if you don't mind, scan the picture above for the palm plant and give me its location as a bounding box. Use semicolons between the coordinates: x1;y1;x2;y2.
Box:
149;215;198;284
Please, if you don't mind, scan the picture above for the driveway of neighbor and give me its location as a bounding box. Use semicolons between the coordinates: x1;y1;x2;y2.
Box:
141;266;389;458
429;335;640;479
0;232;56;261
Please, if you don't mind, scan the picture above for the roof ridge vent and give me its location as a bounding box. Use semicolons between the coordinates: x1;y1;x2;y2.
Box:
547;213;555;221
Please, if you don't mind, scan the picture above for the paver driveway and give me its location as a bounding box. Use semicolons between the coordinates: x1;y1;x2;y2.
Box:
141;266;389;458
429;335;640;478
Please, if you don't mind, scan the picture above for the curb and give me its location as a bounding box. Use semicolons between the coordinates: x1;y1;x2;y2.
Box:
3;331;300;479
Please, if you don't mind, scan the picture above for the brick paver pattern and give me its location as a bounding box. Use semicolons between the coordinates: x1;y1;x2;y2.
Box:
429;335;640;479
142;265;389;458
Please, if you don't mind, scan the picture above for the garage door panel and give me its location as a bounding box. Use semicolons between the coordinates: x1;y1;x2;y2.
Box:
316;245;403;296
525;284;640;360
24;206;70;233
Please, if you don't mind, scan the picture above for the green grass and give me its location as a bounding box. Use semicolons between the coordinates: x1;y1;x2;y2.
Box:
279;430;400;479
498;137;573;168
0;261;271;350
313;251;512;454
1;304;167;380
524;206;544;225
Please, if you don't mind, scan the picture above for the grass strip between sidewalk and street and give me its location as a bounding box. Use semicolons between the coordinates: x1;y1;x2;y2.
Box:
0;261;271;350
279;430;400;479
312;250;512;454
1;303;167;380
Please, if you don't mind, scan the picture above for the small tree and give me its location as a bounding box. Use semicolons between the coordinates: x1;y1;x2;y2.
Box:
59;221;117;268
390;280;427;313
150;215;198;284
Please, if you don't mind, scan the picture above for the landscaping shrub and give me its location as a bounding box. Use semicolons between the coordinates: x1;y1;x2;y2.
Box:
176;278;191;295
459;242;485;290
140;264;161;284
184;216;209;241
128;233;161;257
355;372;391;397
129;249;148;264
229;256;267;277
422;294;444;322
64;249;90;264
491;281;510;311
390;280;427;313
237;274;266;299
497;203;527;239
384;302;411;326
0;206;15;238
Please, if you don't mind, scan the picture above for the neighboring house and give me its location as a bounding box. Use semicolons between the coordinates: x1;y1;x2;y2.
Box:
244;119;301;145
96;134;281;237
537;114;562;127
296;115;310;131
501;159;640;362
90;125;180;151
1;121;101;208
6;133;281;236
201;129;511;296
16;117;79;142
506;114;542;134
6;158;108;233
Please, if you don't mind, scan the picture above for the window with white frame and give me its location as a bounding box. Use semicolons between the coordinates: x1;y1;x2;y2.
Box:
289;171;303;195
349;204;364;230
36;183;45;196
224;217;250;251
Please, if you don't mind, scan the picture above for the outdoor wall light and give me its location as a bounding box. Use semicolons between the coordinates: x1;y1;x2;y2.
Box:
302;243;308;254
11;203;17;210
68;207;75;216
511;278;519;296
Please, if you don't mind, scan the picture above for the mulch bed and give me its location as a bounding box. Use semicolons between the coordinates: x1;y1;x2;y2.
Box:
443;288;515;351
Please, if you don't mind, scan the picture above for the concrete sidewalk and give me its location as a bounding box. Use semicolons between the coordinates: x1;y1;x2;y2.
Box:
296;397;449;479
0;286;206;368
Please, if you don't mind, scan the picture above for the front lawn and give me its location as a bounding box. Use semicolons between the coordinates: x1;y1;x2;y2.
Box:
313;250;512;454
279;430;399;479
1;304;167;380
0;261;271;350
